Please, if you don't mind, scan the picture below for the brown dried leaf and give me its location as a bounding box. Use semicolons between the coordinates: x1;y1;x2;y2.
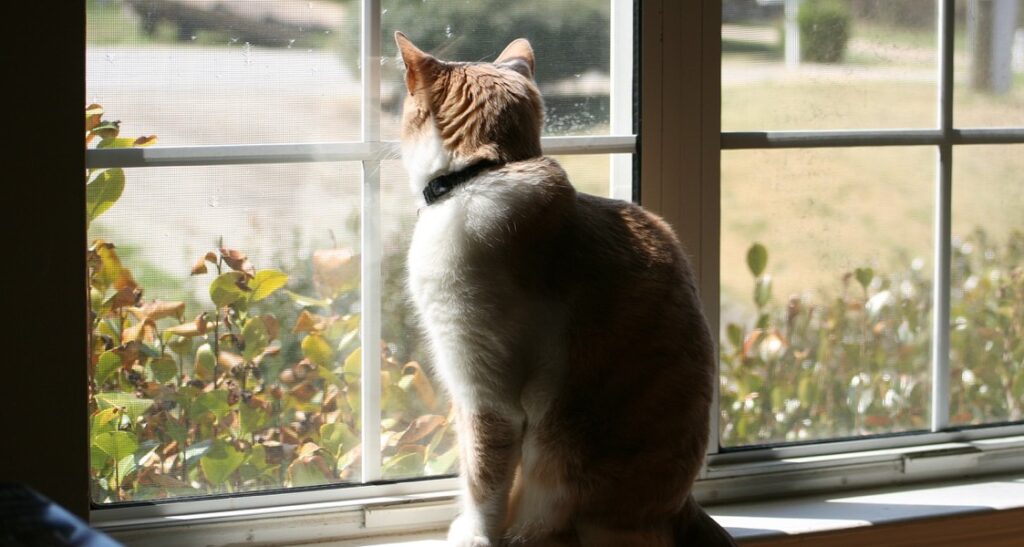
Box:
218;351;244;370
220;248;254;277
292;310;339;334
141;472;192;490
289;380;317;402
105;286;143;311
190;257;208;275
86;104;104;132
122;318;157;344
114;340;144;368
259;314;280;341
127;300;186;322
312;248;360;298
91;240;138;292
396;414;446;446
402;362;437;409
133;135;157;147
741;328;765;358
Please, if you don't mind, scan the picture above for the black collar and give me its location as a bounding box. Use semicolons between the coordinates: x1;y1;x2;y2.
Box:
422;159;503;205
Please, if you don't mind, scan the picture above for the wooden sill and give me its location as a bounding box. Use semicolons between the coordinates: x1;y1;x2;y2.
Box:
740;506;1024;546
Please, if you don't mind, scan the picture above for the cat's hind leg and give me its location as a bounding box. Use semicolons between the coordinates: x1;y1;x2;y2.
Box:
449;407;524;547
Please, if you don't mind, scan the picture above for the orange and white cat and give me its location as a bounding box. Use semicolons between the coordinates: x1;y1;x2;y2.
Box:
397;32;736;547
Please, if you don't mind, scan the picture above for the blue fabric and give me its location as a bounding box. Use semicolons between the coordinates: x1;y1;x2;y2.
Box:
0;483;121;547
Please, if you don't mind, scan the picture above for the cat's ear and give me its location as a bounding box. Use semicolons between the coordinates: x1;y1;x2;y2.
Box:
395;31;441;94
495;38;535;80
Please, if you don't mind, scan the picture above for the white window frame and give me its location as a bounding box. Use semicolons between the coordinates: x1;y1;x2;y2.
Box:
88;0;1024;538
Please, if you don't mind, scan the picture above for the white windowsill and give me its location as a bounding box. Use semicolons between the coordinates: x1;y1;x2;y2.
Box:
297;474;1024;546
107;473;1024;546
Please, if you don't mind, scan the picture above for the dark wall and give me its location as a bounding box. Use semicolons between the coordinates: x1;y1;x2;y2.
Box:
2;2;89;519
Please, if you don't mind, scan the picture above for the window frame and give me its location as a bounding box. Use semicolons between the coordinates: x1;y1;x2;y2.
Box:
83;0;1024;534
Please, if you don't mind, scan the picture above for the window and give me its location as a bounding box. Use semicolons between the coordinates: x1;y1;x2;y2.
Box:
86;0;634;506
714;0;1023;453
84;0;1022;535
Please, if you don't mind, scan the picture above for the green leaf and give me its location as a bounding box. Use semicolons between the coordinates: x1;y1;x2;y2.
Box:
284;290;332;308
343;347;362;379
90;408;122;437
726;323;744;350
92;431;138;463
754;275;773;308
320;422;358;456
209;272;248;308
288;458;331;487
747;243;768;277
114;454;138;489
194;390;231;419
86;168;125;224
97;136;137;149
184;439;212;469
95;392;154;422
94;351;122;385
250;270;289;302
200;440;245;486
194;343;216;382
149;356;178;384
382;451;425;478
164;419;188;445
240;401;269;437
424;445;459;476
242;318;270;361
302;334;334;368
855;267;874;291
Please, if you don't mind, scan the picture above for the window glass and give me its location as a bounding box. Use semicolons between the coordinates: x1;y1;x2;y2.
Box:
88;163;363;502
88;0;633;501
719;147;934;446
87;0;361;145
379;0;617;140
954;0;1024;127
722;0;938;131
950;145;1024;426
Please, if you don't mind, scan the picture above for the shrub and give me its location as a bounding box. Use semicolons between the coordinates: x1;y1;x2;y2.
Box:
86;106;455;502
798;0;852;63
721;230;1024;446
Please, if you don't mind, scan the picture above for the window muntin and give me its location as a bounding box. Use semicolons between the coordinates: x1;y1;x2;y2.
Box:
87;0;634;504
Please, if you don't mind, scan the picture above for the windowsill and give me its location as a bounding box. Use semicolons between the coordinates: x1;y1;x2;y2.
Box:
265;473;1024;546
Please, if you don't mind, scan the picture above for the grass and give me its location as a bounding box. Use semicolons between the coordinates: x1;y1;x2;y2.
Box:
721;72;1023;319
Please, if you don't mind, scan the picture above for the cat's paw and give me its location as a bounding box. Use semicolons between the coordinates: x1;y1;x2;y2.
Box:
447;513;493;547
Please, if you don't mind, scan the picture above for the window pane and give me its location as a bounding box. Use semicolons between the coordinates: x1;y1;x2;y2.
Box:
950;145;1024;426
954;0;1024;127
87;0;360;145
379;0;626;140
87;163;363;502
720;147;934;447
722;0;938;131
378;154;630;480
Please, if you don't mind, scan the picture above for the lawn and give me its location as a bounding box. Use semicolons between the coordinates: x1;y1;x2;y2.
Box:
720;19;1023;319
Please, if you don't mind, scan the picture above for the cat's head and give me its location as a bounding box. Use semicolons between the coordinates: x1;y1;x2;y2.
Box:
395;32;544;193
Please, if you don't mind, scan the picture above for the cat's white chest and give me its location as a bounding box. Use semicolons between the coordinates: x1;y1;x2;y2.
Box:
407;200;471;296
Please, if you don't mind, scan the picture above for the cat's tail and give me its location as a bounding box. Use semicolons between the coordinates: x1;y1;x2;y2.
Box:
673;495;738;547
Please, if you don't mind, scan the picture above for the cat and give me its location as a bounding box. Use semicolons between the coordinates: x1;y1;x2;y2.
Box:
396;32;736;547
